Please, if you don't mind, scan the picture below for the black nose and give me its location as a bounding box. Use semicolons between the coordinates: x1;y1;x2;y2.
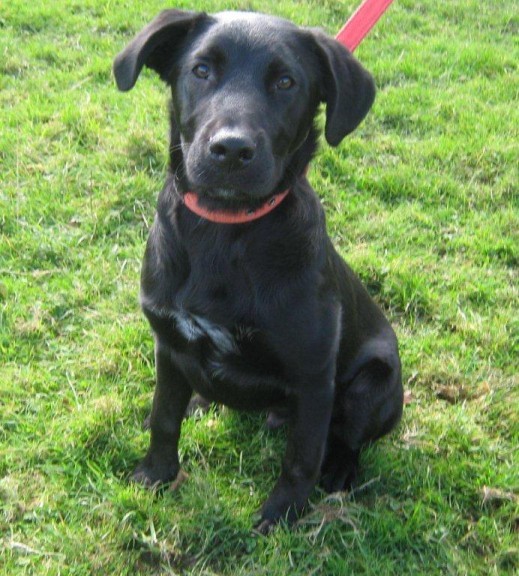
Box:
209;133;256;169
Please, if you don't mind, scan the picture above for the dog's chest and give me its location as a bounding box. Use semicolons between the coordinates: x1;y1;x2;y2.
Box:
141;225;290;406
144;301;240;352
146;296;251;351
170;308;241;354
145;303;285;408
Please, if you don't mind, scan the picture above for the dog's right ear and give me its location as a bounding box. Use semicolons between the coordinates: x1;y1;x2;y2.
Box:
113;9;209;91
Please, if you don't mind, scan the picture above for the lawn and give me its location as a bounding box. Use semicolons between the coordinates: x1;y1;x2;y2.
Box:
0;0;517;574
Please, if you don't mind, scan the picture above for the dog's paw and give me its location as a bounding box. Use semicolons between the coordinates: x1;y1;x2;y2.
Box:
253;517;277;536
266;408;288;430
319;470;351;494
319;453;359;493
185;394;212;417
253;496;304;535
132;458;179;489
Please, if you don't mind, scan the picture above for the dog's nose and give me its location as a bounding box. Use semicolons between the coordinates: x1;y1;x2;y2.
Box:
209;133;256;169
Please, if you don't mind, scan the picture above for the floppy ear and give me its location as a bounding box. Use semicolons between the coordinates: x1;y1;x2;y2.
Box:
310;30;376;146
113;9;209;91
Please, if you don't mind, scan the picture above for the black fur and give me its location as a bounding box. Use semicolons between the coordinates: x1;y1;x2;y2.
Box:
114;9;403;533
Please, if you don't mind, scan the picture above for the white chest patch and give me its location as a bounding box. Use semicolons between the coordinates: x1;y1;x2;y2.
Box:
171;309;238;354
142;296;247;360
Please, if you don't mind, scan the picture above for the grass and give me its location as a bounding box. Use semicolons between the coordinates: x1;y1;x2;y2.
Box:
1;0;517;574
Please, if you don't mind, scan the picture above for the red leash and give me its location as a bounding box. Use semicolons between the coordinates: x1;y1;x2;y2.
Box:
184;0;394;224
336;0;394;52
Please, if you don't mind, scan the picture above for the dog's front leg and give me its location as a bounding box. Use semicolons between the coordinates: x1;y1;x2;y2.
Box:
133;339;192;487
256;382;334;534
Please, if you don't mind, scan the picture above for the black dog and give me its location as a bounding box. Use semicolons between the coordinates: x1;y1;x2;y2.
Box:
114;9;403;533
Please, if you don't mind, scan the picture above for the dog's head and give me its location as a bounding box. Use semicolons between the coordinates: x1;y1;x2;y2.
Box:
114;10;375;208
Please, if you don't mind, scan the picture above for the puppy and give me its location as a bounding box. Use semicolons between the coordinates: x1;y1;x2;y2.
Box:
114;9;403;533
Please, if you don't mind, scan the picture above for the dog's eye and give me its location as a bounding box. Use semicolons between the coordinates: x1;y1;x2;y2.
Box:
276;75;295;90
192;64;210;80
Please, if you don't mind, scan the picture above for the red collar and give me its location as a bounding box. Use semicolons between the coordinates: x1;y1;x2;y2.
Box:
183;189;290;224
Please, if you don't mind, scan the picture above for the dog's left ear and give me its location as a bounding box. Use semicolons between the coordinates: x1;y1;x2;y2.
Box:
309;31;376;146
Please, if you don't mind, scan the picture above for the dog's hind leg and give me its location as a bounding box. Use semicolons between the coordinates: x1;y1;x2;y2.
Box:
320;340;403;493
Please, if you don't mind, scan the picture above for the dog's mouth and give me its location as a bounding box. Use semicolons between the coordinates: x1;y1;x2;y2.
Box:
184;186;278;212
184;159;283;211
185;167;281;202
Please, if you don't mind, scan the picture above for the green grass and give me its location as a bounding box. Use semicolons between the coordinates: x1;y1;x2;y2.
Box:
1;0;517;574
